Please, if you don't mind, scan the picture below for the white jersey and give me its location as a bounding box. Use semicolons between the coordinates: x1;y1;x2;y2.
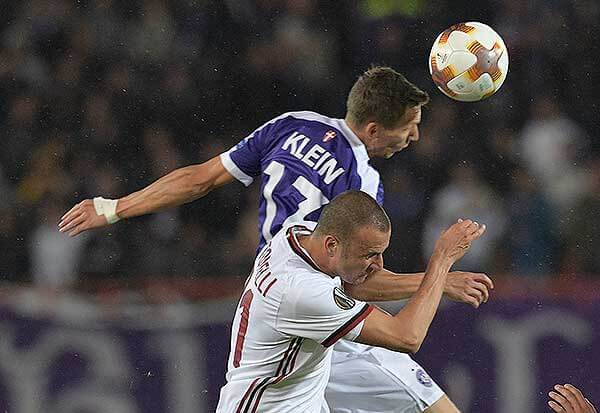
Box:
216;224;374;413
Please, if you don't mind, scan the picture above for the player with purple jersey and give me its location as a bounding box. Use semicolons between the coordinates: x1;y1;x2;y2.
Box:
221;111;383;250
60;66;493;413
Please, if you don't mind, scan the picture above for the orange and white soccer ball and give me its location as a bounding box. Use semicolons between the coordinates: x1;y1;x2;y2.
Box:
428;22;509;102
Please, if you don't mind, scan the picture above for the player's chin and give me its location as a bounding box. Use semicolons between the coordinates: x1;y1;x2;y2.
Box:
353;273;370;285
380;149;397;159
384;147;404;159
343;276;362;285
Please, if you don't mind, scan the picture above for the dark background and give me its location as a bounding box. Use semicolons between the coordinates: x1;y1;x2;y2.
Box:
1;0;600;289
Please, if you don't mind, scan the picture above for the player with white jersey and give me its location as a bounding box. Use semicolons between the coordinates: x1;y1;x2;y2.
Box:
216;223;374;413
216;191;486;412
60;66;494;413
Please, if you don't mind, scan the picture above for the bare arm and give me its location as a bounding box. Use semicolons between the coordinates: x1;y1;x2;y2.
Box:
59;156;235;236
356;219;486;353
344;270;422;301
116;156;233;218
345;269;494;308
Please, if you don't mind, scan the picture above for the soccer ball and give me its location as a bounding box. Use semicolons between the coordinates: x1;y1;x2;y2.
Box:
428;22;509;102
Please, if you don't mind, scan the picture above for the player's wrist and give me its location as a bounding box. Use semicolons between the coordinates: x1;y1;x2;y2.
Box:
442;271;456;290
429;250;454;269
93;197;121;224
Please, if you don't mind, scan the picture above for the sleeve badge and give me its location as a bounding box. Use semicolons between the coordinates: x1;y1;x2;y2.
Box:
333;287;356;310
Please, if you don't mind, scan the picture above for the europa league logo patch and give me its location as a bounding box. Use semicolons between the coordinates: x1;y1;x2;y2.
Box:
333;287;355;310
416;369;433;387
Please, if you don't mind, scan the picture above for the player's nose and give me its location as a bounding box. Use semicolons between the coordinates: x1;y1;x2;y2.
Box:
409;127;420;142
371;254;383;271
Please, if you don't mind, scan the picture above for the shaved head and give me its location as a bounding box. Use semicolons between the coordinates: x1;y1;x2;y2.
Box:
314;190;390;243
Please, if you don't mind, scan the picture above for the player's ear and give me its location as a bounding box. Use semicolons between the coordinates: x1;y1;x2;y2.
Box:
324;235;339;257
365;122;378;140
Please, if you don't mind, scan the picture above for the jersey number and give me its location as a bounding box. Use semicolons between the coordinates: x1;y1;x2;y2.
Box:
262;161;329;241
233;289;254;368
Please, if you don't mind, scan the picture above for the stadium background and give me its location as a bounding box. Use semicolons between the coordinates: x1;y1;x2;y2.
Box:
0;1;598;412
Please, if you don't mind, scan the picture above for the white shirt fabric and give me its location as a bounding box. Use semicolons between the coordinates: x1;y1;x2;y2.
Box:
217;224;373;413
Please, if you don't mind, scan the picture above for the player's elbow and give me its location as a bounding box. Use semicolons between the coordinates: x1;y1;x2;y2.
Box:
374;328;422;353
405;337;423;353
392;334;422;354
187;158;228;198
360;312;425;353
387;318;426;353
186;164;217;198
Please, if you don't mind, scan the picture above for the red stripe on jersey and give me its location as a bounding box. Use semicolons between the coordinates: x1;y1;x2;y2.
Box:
285;338;303;375
275;337;299;376
250;377;283;413
322;303;374;347
279;337;303;377
239;377;270;413
248;339;304;413
235;377;261;413
239;338;303;413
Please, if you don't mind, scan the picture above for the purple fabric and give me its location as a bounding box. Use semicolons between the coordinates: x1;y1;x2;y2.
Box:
228;112;380;249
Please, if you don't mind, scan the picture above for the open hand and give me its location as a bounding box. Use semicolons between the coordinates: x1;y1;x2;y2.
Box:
58;199;108;236
549;384;597;413
434;219;486;263
445;271;494;308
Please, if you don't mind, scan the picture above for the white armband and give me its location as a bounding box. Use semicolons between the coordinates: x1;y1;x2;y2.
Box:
93;197;121;224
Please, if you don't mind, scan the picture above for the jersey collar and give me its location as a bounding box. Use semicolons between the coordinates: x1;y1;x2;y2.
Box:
286;225;325;274
340;118;371;160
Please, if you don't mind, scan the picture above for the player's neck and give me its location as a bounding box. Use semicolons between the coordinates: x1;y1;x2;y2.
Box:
297;234;335;278
344;118;374;157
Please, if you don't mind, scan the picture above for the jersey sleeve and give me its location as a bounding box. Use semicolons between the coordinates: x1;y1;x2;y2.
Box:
220;115;285;186
277;277;374;347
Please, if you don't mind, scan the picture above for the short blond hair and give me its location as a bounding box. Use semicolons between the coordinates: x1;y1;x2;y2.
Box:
346;66;429;129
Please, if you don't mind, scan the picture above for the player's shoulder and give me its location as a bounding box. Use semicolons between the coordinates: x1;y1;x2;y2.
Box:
260;111;332;127
282;266;339;310
292;270;338;291
281;111;335;124
281;111;346;135
266;111;342;135
253;111;337;143
283;270;347;316
257;111;364;156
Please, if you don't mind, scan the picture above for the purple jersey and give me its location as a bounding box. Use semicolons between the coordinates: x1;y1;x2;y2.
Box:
220;111;384;249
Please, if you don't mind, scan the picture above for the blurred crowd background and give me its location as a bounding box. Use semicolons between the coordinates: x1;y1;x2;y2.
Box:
2;0;600;292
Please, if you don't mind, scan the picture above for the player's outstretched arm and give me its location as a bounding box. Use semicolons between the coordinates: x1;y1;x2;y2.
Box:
344;269;493;308
549;384;597;413
59;156;235;236
356;219;486;353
